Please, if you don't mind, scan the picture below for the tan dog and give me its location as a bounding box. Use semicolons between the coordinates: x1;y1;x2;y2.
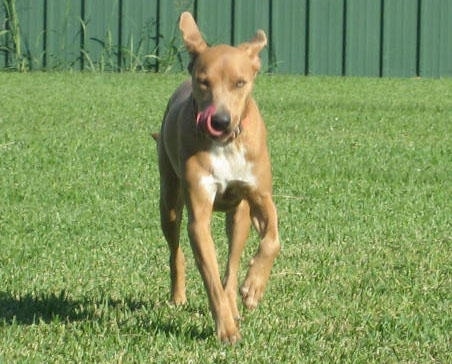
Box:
154;12;280;343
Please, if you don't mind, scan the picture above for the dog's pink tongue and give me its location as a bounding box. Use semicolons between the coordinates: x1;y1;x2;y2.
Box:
196;105;224;137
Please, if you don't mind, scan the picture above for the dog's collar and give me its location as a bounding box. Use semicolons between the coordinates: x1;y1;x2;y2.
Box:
232;116;249;139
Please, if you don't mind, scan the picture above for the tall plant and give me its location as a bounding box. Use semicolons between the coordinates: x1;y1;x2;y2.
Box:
1;0;27;71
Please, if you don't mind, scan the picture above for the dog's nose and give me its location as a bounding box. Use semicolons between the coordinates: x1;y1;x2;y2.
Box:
211;111;231;132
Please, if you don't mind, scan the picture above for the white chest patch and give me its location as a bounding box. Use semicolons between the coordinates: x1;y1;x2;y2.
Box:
200;143;256;203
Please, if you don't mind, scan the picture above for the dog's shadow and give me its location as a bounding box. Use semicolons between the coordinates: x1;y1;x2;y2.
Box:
0;290;211;340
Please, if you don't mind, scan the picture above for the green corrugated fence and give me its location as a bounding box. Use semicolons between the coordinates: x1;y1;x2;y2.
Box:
1;0;451;76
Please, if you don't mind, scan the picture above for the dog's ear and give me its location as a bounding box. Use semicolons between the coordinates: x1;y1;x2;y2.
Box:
179;12;207;56
239;30;267;72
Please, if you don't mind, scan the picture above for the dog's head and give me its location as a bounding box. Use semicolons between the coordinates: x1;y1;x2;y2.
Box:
179;12;267;141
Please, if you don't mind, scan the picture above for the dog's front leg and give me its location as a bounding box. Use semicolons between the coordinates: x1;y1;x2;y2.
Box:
224;200;252;321
241;192;280;310
185;184;241;344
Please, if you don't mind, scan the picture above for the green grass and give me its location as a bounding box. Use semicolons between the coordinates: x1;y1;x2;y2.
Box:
0;73;450;363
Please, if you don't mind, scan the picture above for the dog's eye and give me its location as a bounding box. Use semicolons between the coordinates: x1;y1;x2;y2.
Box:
198;78;210;90
235;80;246;88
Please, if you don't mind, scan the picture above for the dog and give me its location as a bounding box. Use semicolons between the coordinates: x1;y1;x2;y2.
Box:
154;12;280;343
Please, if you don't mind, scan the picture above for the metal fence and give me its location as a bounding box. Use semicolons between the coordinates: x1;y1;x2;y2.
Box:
1;0;451;76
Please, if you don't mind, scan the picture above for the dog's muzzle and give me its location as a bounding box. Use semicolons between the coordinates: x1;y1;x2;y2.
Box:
196;105;231;138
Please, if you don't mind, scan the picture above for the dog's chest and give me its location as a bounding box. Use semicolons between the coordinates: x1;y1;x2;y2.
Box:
201;143;256;205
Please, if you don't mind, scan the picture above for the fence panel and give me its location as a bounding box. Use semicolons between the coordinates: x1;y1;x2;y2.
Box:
233;0;270;70
382;0;419;77
157;0;193;72
419;0;452;77
81;0;121;71
1;0;452;77
14;0;45;70
271;0;307;74
308;0;344;76
345;0;381;77
121;0;159;72
45;0;82;70
196;0;233;46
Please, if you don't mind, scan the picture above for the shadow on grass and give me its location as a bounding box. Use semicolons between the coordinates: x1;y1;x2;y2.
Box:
0;290;87;324
0;290;212;341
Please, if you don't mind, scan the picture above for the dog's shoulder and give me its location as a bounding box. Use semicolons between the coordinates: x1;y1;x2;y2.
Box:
169;79;192;104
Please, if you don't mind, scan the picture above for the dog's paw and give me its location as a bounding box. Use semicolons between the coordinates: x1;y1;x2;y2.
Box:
217;325;241;345
215;308;241;344
170;293;187;306
240;258;272;309
240;277;265;310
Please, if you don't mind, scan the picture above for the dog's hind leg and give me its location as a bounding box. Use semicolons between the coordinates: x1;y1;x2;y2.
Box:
223;200;251;321
158;149;186;305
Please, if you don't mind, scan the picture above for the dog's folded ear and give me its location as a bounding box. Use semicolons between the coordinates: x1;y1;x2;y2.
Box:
239;30;267;72
179;12;208;56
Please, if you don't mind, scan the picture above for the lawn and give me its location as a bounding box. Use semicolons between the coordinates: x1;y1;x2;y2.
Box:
0;72;450;363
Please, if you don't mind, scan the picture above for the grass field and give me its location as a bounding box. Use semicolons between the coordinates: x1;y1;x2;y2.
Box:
0;72;450;363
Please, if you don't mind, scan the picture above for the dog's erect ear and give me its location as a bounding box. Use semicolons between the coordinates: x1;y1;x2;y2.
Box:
239;30;267;72
179;12;208;56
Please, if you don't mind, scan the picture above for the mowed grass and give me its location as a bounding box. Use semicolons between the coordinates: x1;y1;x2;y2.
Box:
0;72;450;363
